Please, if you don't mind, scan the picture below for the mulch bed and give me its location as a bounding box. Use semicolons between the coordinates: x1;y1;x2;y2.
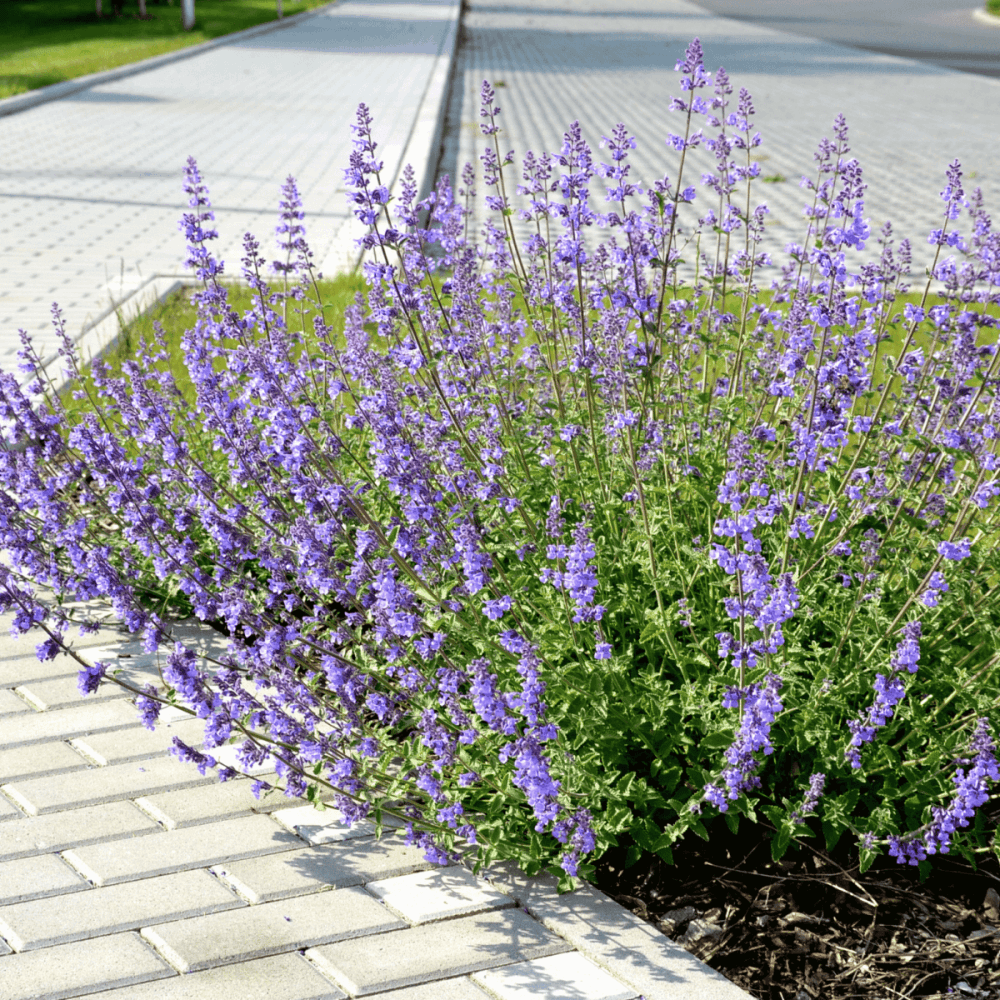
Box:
591;818;1000;1000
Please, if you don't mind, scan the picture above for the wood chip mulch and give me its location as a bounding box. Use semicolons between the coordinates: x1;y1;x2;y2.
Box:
590;817;1000;1000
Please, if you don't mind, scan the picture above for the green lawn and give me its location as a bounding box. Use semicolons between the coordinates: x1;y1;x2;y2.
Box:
0;0;331;101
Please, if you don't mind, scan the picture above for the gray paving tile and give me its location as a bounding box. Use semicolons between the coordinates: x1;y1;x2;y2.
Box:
62;813;301;884
0;931;173;1000
0;688;32;717
0;740;90;784
363;980;492;1000
0;698;139;749
0;853;88;905
0;869;243;951
69;714;206;765
0;800;159;862
0;794;22;822
211;837;434;903
366;866;513;924
79;952;346;1000
3;752;216;816
142;885;404;972
307;908;572;995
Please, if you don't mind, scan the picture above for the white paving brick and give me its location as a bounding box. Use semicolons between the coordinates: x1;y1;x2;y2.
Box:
0;794;22;822
273;803;376;843
366;865;513;924
0;801;159;862
0;739;90;783
0;869;243;951
0;697;139;749
62;813;301;884
68;714;205;765
15;664;155;710
142;885;405;972
134;772;290;829
0;853;87;905
0;931;173;1000
2;753;216;815
363;980;491;1000
0;688;31;717
308;908;571;995
80;952;347;1000
473;952;639;1000
211;838;434;903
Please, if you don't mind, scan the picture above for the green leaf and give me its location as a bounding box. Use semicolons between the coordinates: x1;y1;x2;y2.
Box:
771;827;792;863
858;848;877;875
698;732;733;751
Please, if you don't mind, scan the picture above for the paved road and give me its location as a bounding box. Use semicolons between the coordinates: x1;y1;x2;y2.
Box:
437;0;1000;281
0;0;455;367
690;0;1000;78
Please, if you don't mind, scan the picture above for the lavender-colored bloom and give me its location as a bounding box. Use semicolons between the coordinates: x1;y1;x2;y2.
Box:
77;661;108;696
789;773;826;825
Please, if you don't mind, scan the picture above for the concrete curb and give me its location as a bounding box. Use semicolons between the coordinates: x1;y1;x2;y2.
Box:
972;7;1000;25
317;0;462;278
0;1;337;120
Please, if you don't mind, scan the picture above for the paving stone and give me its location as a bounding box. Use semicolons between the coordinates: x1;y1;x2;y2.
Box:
2;753;216;815
472;952;639;1000
363;980;491;1000
0;930;173;999
142;885;405;973
0;794;22;822
211;837;434;903
62;813;301;884
69;715;206;765
0;801;159;862
134;772;292;828
0;739;90;784
0;869;243;951
0;698;139;749
15;664;156;710
79;952;347;1000
0;853;88;905
0;688;31;717
273;803;377;843
307;907;572;995
366;866;513;924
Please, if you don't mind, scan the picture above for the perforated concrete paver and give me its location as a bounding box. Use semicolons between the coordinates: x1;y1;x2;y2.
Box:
309;907;572;995
0;740;89;784
366;865;514;924
2;753;216;815
472;951;640;1000
142;885;405;972
0;853;87;906
79;953;348;1000
0;869;243;952
0;801;159;863
210;838;435;903
0;932;173;1000
62;813;301;885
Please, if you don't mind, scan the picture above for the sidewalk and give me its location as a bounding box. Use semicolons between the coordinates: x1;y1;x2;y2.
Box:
0;0;458;374
437;0;1000;279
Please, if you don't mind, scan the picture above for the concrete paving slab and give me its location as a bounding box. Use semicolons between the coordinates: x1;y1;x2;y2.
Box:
308;907;573;996
273;802;377;843
0;698;140;749
472;951;639;1000
0;936;9;955
366;865;514;924
0;795;22;822
69;715;206;766
15;662;160;711
81;952;347;1000
363;981;492;1000
2;753;216;816
133;772;295;829
0;801;159;863
0;688;31;717
210;838;434;903
62;813;302;885
0;931;173;1000
142;885;405;973
0;853;87;906
0;869;243;952
480;861;749;1000
0;741;88;784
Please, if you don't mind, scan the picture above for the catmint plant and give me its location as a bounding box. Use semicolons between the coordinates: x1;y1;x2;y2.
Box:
2;37;1000;888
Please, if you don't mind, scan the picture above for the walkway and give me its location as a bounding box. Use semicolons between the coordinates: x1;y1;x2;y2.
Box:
437;0;1000;277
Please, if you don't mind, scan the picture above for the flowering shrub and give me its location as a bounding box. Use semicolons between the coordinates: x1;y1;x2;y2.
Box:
2;37;1000;889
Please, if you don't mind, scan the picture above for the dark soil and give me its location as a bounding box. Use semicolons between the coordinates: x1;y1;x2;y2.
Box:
591;820;1000;1000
